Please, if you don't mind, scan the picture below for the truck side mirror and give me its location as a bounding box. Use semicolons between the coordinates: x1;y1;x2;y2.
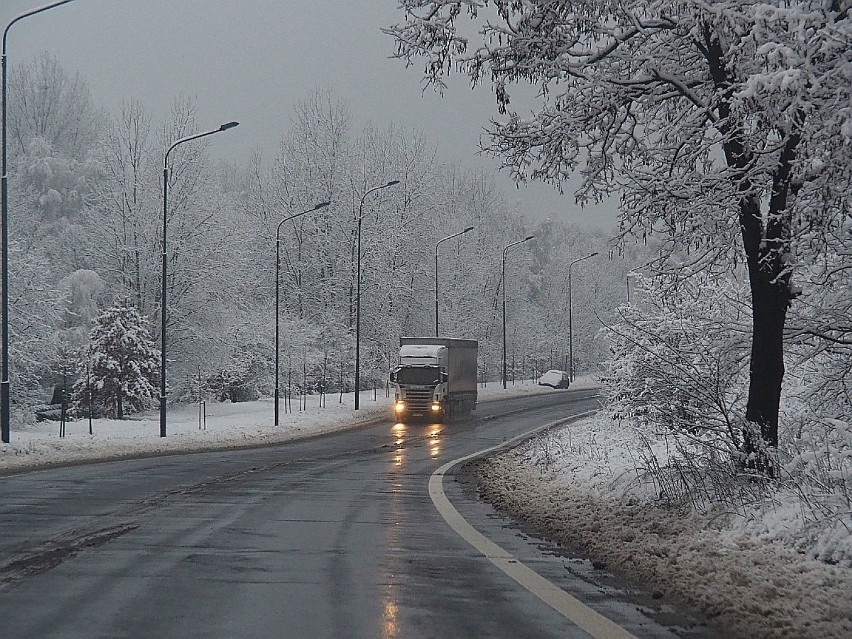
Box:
389;371;396;383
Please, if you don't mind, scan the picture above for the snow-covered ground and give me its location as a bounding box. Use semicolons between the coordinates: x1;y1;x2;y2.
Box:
478;412;852;639
0;377;573;475
3;377;848;638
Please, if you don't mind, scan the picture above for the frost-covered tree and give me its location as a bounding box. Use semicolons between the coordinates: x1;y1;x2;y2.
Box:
83;96;245;394
7;53;100;251
85;98;158;313
7;52;101;160
74;304;159;419
387;1;852;465
7;241;64;411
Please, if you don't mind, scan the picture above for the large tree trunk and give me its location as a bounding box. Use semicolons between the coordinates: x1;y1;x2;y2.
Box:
705;28;799;471
744;259;786;449
739;196;790;472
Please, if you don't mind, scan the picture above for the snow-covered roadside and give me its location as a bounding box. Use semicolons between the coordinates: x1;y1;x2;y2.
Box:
7;377;846;637
477;413;852;639
0;377;584;475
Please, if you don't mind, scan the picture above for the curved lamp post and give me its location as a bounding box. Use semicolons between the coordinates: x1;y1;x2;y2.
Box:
568;252;598;382
354;180;399;410
274;201;330;426
2;0;78;443
434;226;474;336
501;235;535;389
161;121;239;437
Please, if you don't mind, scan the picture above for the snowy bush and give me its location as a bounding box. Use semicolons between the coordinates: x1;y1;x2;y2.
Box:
204;358;262;403
602;271;751;456
783;335;852;525
778;392;852;564
601;267;852;562
600;270;776;511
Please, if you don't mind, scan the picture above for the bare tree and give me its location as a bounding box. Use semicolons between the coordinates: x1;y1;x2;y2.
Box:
7;52;101;160
87;98;157;311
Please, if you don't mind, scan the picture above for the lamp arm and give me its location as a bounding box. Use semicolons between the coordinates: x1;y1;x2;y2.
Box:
4;1;76;53
164;128;220;168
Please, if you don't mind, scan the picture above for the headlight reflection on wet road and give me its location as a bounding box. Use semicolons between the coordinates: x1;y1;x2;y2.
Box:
391;423;407;467
428;424;442;458
389;422;446;464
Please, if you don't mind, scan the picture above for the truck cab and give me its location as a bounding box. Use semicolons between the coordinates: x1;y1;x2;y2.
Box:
391;344;449;420
390;338;478;422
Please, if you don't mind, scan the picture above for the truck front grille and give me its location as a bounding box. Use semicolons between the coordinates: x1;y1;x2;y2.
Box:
403;388;433;413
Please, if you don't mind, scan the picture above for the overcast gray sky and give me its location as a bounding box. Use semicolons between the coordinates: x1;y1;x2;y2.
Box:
2;0;616;228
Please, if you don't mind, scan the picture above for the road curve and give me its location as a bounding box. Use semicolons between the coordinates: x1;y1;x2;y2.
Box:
0;389;704;638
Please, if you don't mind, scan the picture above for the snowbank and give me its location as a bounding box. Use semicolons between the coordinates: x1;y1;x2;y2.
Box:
0;377;571;475
478;413;852;639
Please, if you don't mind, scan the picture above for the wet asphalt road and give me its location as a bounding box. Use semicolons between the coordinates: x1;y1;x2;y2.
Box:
0;389;710;638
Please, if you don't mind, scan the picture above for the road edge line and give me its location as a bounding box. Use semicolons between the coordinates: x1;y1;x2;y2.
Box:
428;410;638;639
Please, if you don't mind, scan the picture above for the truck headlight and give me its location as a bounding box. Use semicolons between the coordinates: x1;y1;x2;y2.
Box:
431;402;441;412
394;402;406;412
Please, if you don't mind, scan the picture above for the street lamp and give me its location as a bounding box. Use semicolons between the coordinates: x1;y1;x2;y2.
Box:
160;121;239;437
434;226;474;336
568;252;598;383
354;180;399;410
501;235;535;389
2;0;78;443
274;201;330;426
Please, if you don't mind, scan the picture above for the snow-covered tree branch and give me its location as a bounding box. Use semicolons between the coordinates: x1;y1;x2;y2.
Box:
388;0;852;468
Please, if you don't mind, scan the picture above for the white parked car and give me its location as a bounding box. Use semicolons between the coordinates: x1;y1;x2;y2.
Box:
538;369;570;389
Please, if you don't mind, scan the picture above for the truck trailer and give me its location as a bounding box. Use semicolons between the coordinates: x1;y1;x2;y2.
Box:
389;337;478;421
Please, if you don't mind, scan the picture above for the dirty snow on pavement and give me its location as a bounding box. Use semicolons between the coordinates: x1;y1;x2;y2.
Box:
477;412;852;639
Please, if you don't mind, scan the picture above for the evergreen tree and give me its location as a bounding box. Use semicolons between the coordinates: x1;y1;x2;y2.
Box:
74;305;159;419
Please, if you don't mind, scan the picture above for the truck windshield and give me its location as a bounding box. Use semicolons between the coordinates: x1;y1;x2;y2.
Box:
395;366;440;385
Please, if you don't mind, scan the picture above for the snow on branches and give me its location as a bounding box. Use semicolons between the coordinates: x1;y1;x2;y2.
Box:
388;0;852;459
74;305;159;419
602;271;751;456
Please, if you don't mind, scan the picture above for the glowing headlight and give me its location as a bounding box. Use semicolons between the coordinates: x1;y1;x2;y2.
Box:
394;402;406;412
431;403;441;412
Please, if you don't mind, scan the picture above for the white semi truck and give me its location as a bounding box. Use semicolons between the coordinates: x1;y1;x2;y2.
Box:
389;337;478;421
